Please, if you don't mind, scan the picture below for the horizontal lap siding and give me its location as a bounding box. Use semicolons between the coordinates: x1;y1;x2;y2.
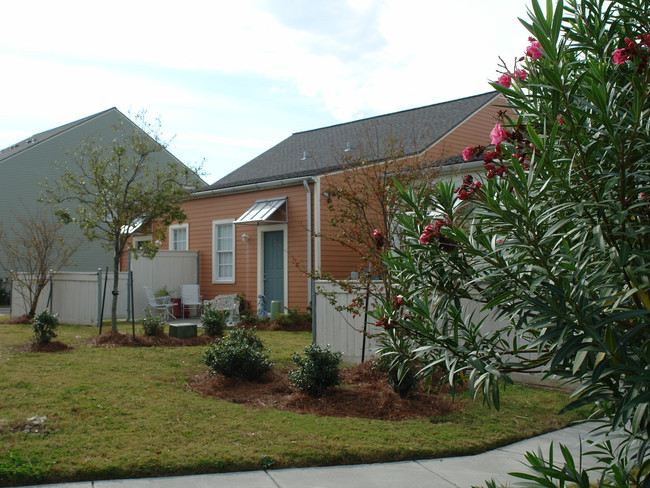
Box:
181;183;313;312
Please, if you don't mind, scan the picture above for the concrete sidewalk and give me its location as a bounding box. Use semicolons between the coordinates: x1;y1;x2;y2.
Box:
19;423;606;488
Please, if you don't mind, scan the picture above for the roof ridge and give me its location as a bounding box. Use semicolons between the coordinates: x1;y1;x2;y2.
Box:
0;107;117;162
291;91;498;136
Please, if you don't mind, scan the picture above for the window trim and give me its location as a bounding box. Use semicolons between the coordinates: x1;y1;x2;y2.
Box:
169;223;189;251
212;219;235;284
132;235;152;250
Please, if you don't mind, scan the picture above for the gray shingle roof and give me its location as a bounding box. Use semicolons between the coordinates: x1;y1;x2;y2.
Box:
202;91;498;192
0;108;115;163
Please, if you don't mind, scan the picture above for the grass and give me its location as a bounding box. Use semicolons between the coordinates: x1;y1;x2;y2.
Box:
0;319;586;487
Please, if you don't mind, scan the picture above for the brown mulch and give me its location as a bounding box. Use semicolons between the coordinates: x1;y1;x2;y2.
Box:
189;361;465;421
16;341;74;353
85;330;214;348
5;314;33;324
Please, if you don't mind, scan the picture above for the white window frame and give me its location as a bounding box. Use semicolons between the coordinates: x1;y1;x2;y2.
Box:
132;235;152;249
169;223;189;251
212;219;235;283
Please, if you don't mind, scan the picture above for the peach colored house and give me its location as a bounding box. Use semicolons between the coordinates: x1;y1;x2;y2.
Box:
168;92;503;314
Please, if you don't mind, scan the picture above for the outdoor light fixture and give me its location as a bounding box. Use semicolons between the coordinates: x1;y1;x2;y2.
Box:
323;190;332;203
241;233;249;241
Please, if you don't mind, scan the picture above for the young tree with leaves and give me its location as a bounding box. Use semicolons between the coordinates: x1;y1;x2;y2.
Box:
44;112;202;332
0;211;78;319
316;137;441;317
377;0;650;485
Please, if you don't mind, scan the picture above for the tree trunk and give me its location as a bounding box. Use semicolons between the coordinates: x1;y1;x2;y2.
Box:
111;253;121;332
28;281;47;317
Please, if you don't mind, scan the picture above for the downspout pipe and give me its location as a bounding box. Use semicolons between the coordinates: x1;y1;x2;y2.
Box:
303;179;313;310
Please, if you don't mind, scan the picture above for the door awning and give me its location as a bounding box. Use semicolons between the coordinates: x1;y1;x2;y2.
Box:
235;197;287;224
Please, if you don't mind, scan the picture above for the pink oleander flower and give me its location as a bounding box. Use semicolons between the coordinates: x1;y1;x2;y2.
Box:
373;228;385;248
613;48;629;65
497;74;511;88
642;33;650;48
483;150;498;163
419;224;436;244
624;37;638;52
462;146;475;161
557;114;565;124
526;40;543;60
490;124;509;146
514;69;528;81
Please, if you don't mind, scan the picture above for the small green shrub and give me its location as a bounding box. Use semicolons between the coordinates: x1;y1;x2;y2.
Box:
32;310;58;344
141;310;165;336
288;343;342;397
274;306;312;331
239;308;270;328
202;327;273;381
201;305;228;337
154;286;170;298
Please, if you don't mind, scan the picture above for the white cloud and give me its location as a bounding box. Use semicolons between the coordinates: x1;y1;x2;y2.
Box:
0;0;534;182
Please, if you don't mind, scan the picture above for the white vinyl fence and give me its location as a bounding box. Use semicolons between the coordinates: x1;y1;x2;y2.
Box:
10;250;198;325
11;271;128;325
314;281;382;363
314;280;565;389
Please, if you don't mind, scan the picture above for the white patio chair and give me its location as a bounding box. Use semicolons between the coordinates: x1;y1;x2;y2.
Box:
181;284;201;318
144;286;175;321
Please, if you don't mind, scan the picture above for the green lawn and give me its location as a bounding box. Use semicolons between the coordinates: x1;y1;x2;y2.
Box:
0;320;585;487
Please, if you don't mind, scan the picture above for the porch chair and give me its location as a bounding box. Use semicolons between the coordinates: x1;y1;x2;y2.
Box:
144;286;175;321
181;284;201;318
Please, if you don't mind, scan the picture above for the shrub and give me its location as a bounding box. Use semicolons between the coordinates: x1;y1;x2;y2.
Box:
374;355;419;398
288;343;342;397
201;305;228;337
239;308;270;328
202;327;272;381
141;310;165;336
32;310;58;344
274;306;312;331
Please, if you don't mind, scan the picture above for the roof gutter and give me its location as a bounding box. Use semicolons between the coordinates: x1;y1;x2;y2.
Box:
190;175;316;199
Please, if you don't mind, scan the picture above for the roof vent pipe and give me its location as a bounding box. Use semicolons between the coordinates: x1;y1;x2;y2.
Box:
345;141;352;152
301;151;309;160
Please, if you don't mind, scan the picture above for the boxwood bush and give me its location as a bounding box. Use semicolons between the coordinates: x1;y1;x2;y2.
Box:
201;305;228;337
141;310;165;336
32;310;59;344
202;327;272;381
288;343;341;397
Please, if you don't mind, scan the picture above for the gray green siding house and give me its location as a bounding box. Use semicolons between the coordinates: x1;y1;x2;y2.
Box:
0;108;197;276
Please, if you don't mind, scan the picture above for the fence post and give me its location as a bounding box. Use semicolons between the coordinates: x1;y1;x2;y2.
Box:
126;250;131;321
96;268;102;326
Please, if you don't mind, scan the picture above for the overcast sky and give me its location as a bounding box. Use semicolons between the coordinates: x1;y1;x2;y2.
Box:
0;0;532;184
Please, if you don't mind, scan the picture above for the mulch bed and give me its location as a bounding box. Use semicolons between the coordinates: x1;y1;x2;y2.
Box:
16;341;74;353
189;361;464;421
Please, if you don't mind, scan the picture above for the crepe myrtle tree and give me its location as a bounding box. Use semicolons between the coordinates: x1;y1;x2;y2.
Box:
0;211;78;319
44;111;202;332
308;136;440;319
376;0;650;485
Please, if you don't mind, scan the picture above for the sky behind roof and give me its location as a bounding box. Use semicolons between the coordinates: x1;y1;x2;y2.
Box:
0;0;532;184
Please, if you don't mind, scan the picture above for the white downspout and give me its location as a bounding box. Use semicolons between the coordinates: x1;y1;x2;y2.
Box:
303;179;313;309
